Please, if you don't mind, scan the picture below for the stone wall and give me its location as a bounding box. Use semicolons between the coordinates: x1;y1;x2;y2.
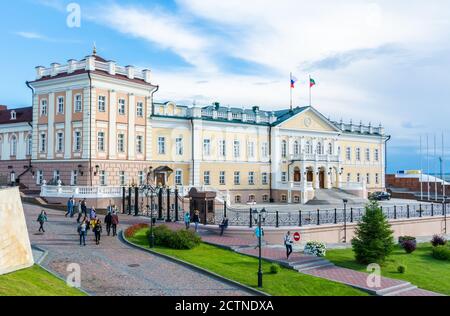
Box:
0;187;34;275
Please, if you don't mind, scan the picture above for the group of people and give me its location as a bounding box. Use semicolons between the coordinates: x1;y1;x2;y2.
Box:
183;210;200;232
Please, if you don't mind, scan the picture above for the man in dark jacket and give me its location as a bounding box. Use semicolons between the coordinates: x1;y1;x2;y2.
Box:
105;211;113;236
111;211;119;237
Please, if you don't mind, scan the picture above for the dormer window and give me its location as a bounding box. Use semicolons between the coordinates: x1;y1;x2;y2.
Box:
10;110;16;120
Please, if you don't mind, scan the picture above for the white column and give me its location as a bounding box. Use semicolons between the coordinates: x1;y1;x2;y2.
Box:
314;166;320;189
191;120;203;186
271;128;281;187
82;88;90;159
145;96;152;161
108;90;117;159
326;167;332;189
128;93;136;160
64;90;73;159
17;132;25;159
31;93;39;160
47;92;55;159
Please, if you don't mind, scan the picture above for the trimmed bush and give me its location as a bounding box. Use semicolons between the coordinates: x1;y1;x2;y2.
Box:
401;240;417;254
148;225;201;250
397;265;407;274
432;246;450;261
304;241;327;257
399;236;416;246
269;264;280;274
351;201;395;264
124;223;149;239
431;235;447;247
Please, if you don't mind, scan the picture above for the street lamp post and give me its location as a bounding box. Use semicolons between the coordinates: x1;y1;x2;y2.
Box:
143;167;155;248
343;199;348;243
444;196;448;234
252;208;267;288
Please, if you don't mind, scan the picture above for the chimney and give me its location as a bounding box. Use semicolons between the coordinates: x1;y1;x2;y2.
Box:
68;59;77;74
35;66;45;80
126;66;135;79
143;69;151;83
85;56;96;71
50;63;60;77
0;105;7;112
108;61;116;75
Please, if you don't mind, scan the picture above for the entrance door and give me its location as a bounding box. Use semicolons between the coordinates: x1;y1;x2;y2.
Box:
155;173;166;186
319;171;325;189
307;170;313;182
294;168;301;182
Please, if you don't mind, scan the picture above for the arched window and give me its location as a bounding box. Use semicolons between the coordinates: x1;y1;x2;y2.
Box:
294;141;300;156
26;135;32;156
328;143;333;155
281;140;287;158
10;135;17;157
316;142;323;155
306;141;312;154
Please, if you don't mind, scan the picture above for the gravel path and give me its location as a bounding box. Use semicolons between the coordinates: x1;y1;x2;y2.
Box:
24;203;252;296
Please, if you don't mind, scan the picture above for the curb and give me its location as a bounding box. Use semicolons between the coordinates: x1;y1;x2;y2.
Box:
31;244;92;297
119;231;269;297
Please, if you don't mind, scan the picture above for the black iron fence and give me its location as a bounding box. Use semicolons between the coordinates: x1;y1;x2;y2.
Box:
209;203;449;227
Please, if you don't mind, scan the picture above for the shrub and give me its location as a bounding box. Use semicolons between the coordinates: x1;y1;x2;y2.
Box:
351;201;395;264
269;264;280;274
304;241;327;257
397;265;407;274
398;236;416;246
401;240;417;254
431;235;447;247
149;225;201;249
124;223;149;238
432;246;450;261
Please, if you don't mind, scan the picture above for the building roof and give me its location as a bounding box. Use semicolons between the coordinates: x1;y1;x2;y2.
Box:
0;106;32;125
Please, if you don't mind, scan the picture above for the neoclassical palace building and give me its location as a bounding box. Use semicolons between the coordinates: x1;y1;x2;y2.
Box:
0;51;389;204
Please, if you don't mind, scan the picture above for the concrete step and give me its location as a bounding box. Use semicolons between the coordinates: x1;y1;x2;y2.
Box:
383;285;418;296
295;262;335;272
287;257;324;267
291;258;329;269
376;282;415;296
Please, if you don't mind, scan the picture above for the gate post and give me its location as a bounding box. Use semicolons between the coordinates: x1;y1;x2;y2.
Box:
175;188;179;222
166;187;171;222
134;186;139;216
249;208;253;228
127;186;132;215
158;187;163;220
122;186;126;214
317;209;320;225
276;211;279;228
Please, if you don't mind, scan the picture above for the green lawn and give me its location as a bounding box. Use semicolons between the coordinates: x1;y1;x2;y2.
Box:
0;265;86;296
128;228;368;296
326;243;450;295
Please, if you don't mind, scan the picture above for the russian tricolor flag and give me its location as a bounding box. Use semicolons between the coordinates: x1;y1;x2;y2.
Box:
290;74;298;88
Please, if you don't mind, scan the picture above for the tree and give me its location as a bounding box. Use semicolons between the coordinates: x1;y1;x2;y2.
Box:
352;201;395;264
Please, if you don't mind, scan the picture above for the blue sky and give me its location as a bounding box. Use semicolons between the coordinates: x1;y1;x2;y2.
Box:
1;0;450;173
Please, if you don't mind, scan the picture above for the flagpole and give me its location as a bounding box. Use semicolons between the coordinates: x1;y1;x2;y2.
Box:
435;134;438;201
309;75;312;106
290;72;293;111
427;134;430;201
443;132;446;199
420;135;423;200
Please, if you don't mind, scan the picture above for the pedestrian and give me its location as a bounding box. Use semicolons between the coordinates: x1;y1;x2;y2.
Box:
111;210;119;237
84;217;91;236
254;226;264;249
105;210;112;236
184;211;191;230
90;207;96;220
76;200;83;223
107;200;113;214
219;216;229;236
284;231;294;259
81;199;87;217
37;210;47;233
94;219;103;245
78;220;87;246
193;210;200;233
65;197;74;217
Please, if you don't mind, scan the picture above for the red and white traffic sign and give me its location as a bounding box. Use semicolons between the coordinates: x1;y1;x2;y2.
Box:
293;232;301;242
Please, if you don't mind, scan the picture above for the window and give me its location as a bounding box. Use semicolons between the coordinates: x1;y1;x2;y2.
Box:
234;140;240;158
374;149;380;162
235;195;241;203
328;143;333;155
98;96;106;112
40;133;47;153
281;195;287;202
138;171;145;186
356;148;361;161
346;147;351;160
203;171;210;185
219;140;226;157
219;171;226;185
262;172;268;185
97;132;105;152
357;173;361;182
74;94;82;112
347;173;351;182
57;96;64;114
366;173;370;184
281;140;287;158
175;170;183;185
26;135;32;156
117;134;125;153
36;170;43;185
306;141;312;154
71;170;78;186
136;102;144;117
136;135;143;154
74;131;81;152
56;132;64;152
294;196;300;203
262;142;269;158
281;172;287;182
234;172;240;185
316;142;323;155
203;139;211;156
158;137;166;155
294;141;300;156
99;171;107;186
53;170;60;182
248;172;255;185
176;137;183;155
262;195;269;202
10;111;16;120
375;173;380;184
248;195;256;203
247;141;255;159
118;99;126;115
10;135;17;156
40;99;48;116
119;171;126;186
365;148;370;162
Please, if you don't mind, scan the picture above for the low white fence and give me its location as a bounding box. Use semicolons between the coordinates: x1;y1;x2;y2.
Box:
41;185;124;199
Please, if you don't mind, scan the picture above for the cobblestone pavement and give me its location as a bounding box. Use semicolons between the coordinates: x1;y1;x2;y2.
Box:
24;204;252;296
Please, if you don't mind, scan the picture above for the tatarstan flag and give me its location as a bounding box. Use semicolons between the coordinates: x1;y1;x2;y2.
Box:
310;77;316;88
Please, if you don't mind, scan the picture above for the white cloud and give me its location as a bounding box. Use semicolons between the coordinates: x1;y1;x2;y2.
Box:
15;31;47;40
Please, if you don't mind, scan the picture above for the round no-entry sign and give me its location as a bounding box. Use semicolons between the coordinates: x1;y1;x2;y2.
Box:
293;232;301;242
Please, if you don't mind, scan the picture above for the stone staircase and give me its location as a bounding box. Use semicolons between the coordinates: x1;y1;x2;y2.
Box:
307;188;368;205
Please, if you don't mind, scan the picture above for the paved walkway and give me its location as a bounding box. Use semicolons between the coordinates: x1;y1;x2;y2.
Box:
24;204;252;296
